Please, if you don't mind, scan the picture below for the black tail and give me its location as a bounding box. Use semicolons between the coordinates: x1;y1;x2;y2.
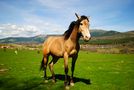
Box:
40;56;44;70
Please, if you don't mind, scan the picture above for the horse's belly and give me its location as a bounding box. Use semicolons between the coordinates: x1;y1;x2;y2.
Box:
50;48;63;57
49;38;64;57
50;51;63;57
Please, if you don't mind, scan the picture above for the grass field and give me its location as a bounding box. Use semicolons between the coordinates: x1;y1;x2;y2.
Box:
0;49;134;90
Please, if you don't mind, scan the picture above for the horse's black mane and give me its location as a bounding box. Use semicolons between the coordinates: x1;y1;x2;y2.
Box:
63;15;88;40
63;21;76;40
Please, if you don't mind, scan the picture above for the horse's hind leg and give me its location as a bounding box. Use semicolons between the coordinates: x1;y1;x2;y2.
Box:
43;55;49;83
49;56;59;83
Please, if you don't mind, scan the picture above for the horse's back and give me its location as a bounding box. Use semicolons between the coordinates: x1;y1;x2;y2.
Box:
43;36;65;56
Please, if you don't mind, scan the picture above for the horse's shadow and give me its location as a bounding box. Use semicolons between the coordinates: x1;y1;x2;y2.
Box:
48;74;91;85
0;75;91;90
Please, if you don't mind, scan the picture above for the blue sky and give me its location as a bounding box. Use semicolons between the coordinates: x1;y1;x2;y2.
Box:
0;0;134;38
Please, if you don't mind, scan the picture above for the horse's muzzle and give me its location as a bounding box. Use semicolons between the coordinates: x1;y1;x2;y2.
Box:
83;36;91;42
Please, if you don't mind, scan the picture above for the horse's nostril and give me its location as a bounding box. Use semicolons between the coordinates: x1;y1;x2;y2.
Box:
84;36;91;41
85;36;89;39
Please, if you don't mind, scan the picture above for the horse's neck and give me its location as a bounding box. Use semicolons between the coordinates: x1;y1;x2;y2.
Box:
69;25;79;43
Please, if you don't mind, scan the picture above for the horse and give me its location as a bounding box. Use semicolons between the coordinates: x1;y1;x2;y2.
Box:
40;13;91;89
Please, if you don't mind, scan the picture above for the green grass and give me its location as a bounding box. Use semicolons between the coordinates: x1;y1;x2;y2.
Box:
0;49;134;90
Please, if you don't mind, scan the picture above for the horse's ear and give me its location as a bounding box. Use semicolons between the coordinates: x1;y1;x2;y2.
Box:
75;13;80;20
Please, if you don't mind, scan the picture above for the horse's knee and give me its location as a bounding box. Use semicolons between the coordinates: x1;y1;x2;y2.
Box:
49;62;53;70
49;62;53;67
44;65;47;69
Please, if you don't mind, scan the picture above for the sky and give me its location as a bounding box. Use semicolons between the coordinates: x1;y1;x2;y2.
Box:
0;0;134;39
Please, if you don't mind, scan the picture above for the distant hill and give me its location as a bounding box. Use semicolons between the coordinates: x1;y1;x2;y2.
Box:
0;30;134;44
88;29;134;45
90;29;121;37
0;35;47;43
90;29;107;37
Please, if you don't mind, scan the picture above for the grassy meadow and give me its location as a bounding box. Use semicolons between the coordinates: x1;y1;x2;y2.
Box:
0;49;134;90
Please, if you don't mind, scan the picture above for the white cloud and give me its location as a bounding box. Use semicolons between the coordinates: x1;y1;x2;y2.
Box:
21;10;66;35
0;21;65;39
0;0;133;39
0;24;40;39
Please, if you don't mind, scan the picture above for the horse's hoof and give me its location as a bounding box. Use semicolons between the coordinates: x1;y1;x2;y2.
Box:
65;86;70;90
44;80;48;83
70;82;74;86
52;79;56;83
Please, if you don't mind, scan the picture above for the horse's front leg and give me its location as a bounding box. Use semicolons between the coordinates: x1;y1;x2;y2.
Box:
64;52;69;89
70;54;78;86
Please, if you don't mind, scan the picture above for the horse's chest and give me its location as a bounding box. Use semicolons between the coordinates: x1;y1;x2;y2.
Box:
64;39;79;55
69;49;77;55
64;44;77;55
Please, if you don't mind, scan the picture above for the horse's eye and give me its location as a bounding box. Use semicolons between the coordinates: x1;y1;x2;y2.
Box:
80;23;83;25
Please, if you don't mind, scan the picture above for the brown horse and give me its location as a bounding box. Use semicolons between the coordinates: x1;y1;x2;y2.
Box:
40;13;91;89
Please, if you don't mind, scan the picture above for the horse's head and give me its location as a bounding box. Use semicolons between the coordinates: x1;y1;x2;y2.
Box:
75;13;91;42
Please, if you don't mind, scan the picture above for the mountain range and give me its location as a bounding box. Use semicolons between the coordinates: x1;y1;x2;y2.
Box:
0;29;134;44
